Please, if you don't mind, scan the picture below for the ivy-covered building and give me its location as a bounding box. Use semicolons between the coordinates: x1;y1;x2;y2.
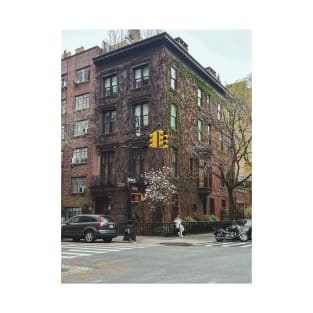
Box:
61;31;251;223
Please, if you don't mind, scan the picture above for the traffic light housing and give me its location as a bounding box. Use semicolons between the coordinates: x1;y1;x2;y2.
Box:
130;193;144;203
158;130;169;149
149;131;158;148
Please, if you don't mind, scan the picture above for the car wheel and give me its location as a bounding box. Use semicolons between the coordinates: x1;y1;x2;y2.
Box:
239;233;248;242
103;238;112;243
85;231;95;243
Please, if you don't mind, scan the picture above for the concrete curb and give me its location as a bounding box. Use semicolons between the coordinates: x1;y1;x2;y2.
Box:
113;233;216;245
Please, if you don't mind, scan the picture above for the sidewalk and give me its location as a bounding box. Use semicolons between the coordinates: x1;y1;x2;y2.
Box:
114;232;216;245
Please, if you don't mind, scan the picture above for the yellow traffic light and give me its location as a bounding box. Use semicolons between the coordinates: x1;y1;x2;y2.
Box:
158;130;169;149
149;131;158;148
131;193;144;203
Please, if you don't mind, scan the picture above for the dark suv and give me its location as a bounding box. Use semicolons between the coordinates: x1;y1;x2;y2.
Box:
61;214;118;243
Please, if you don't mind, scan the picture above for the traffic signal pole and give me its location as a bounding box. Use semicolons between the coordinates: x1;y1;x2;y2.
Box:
123;121;165;241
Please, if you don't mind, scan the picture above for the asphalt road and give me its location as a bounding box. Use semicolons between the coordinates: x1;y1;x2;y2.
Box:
61;238;252;283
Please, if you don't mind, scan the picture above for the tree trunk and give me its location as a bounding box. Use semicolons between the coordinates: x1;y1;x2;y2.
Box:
228;188;236;220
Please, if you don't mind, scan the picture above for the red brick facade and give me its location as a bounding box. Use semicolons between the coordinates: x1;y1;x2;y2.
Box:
61;33;251;222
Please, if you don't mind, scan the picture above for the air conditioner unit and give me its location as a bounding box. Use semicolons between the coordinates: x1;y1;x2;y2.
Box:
74;79;81;85
71;157;78;164
82;128;88;134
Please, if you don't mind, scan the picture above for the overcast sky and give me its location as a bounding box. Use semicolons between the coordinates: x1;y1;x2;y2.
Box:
62;29;251;85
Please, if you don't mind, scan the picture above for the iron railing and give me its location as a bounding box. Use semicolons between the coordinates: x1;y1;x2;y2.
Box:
117;221;233;236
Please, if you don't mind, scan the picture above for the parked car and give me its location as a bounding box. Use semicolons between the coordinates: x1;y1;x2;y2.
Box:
61;214;118;243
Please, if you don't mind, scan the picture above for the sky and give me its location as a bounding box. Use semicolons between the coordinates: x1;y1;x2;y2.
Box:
62;29;251;85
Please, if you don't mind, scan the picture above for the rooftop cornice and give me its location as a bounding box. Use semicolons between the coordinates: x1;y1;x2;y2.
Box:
93;32;230;96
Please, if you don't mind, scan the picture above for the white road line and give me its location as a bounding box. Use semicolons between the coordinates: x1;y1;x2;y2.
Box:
67;249;111;254
239;244;252;248
222;242;249;247
62;245;133;251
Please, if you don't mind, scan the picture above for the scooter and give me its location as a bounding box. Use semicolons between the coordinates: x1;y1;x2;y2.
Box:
214;223;249;242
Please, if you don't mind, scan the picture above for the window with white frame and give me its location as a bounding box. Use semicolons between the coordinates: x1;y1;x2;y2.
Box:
62;100;66;115
61;125;65;140
198;120;203;142
71;177;86;194
75;94;90;111
103;75;117;96
72;147;88;164
208;124;211;145
218;130;223;150
134;103;149;129
170;65;177;89
74;120;89;137
75;67;90;83
134;65;149;88
207;94;210;106
170;104;177;130
197;88;202;107
103;110;116;134
217;103;221;120
61;75;68;88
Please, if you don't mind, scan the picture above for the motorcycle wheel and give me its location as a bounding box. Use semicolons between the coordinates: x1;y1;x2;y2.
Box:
239;233;248;242
216;236;225;242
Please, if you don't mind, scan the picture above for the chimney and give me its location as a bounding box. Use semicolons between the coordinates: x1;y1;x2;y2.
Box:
206;66;217;78
128;29;141;42
102;41;112;54
62;50;72;59
75;46;84;54
175;37;188;52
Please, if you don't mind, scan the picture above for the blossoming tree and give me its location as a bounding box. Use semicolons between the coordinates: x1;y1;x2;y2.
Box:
143;166;177;223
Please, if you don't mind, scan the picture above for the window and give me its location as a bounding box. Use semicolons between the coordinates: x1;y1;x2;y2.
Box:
189;158;193;176
72;147;88;164
61;75;67;88
101;151;115;185
103;75;117;96
74;120;89;137
198;120;203;142
75;67;90;83
75;94;89;111
134;65;149;88
217;103;221;120
170;65;177;89
103;110;116;134
197;88;202;107
134;103;149;129
218;130;223;151
62;100;66;115
207;94;210;106
71;177;86;194
63;208;82;221
210;198;215;215
170;104;177;129
61;125;65;140
171;147;178;176
208;124;211;145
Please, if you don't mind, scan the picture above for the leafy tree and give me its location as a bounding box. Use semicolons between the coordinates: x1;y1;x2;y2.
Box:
143;166;177;223
210;78;252;218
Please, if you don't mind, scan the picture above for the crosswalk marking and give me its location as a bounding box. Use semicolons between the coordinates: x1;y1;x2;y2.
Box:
62;243;154;259
205;242;251;248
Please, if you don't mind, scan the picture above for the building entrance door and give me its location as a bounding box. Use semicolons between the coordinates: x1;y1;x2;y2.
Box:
95;197;111;215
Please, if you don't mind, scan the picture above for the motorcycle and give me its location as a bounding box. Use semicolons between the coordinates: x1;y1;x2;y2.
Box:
214;222;249;242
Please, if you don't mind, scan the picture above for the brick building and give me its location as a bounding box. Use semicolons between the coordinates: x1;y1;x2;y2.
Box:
61;31;251;223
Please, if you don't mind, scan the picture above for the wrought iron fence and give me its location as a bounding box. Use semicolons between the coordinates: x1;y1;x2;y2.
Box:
117;221;232;236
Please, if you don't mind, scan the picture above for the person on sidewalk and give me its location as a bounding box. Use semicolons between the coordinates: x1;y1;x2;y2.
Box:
174;214;184;238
